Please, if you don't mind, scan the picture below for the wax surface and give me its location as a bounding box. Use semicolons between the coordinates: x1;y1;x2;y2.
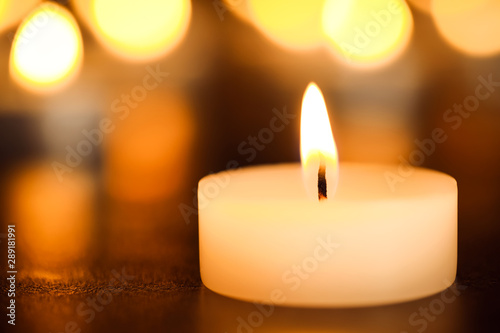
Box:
198;163;457;307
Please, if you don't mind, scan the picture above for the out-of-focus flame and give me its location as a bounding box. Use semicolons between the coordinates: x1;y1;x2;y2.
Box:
73;0;191;62
0;0;41;33
322;0;413;68
431;0;500;57
300;82;339;200
9;2;83;93
248;0;326;50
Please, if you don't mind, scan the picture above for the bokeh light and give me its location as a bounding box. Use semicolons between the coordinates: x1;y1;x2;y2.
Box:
73;0;191;62
322;0;413;67
105;90;194;203
431;0;500;57
247;0;326;50
9;2;83;93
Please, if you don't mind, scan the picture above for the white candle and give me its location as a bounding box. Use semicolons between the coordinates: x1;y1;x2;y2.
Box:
198;83;457;307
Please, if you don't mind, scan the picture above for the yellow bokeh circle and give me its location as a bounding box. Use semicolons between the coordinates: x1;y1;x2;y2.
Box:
90;0;191;61
248;0;326;51
322;0;413;67
431;0;500;57
10;2;83;93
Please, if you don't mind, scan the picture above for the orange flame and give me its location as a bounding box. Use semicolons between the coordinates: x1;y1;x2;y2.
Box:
300;82;339;200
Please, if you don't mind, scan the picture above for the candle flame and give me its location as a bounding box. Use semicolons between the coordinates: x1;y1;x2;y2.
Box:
9;2;83;93
300;82;339;201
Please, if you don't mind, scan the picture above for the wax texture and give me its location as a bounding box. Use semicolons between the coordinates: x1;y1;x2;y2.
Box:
198;163;457;307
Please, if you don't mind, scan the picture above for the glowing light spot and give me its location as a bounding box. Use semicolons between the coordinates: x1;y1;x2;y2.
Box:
248;0;326;50
9;2;83;93
431;0;500;57
322;0;413;67
88;0;191;61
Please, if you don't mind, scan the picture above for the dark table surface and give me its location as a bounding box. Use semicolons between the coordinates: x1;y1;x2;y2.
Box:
1;198;499;333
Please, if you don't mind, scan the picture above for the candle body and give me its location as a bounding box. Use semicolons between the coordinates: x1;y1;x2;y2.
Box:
198;163;457;307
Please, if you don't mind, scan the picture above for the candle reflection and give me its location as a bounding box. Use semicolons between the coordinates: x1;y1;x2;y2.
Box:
199;287;466;333
6;162;95;276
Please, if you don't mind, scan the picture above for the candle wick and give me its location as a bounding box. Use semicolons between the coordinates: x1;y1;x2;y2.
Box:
318;154;327;201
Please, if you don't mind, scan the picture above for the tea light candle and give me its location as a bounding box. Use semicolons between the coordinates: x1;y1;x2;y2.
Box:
198;83;457;307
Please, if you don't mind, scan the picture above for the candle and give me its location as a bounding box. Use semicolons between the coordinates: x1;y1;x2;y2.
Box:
198;83;457;307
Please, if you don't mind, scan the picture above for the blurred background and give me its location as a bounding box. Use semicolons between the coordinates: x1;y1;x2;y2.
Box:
0;0;499;332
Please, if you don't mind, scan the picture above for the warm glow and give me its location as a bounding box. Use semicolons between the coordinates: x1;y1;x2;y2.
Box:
9;2;83;93
88;0;191;61
300;82;339;200
7;164;94;269
105;91;194;202
431;0;500;57
248;0;326;50
322;0;413;67
0;0;41;33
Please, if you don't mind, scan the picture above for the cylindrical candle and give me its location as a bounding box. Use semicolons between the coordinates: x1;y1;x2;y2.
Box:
198;162;457;307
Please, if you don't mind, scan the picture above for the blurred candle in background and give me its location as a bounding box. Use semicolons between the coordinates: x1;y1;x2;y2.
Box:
0;1;104;280
102;88;196;262
6;163;95;277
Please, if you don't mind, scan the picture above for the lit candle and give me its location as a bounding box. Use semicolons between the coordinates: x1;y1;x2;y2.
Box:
198;83;457;307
